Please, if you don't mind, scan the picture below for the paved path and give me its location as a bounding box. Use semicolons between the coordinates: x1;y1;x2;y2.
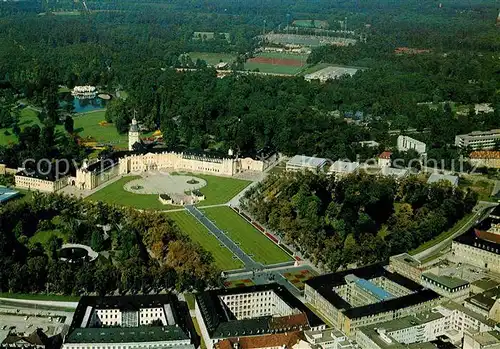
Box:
415;201;498;261
0;297;78;309
185;205;262;271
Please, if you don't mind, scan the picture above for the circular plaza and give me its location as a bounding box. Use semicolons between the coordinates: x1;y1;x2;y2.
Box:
123;173;207;195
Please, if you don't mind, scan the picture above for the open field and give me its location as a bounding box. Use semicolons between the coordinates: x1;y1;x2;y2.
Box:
0;108;133;149
167;211;244;270
86;176;177;210
459;176;495;202
245;52;308;75
261;33;356;47
189;52;236;66
202;206;292;265
292;19;329;29
0;292;80;302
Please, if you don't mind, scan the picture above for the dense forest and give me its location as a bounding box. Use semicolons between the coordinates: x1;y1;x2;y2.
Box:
241;172;478;271
0;0;499;164
0;193;220;295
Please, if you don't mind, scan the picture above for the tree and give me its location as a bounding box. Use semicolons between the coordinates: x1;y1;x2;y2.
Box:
64;115;74;134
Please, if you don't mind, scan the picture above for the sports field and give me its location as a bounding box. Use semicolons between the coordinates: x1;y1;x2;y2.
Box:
292;19;329;29
245;52;308;75
201;206;292;265
189;52;236;66
167;211;244;270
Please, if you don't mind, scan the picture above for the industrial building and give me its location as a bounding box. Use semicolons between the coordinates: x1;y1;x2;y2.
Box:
397;135;427;154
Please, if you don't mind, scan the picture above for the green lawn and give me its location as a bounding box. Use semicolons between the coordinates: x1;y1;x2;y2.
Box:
292;19;329;29
201;206;292;265
184;292;196;309
87;174;250;210
0;292;80;302
191;174;251;206
409;212;475;256
167;211;244;270
0;108;132;149
244;61;305;75
29;229;68;246
86;176;177;210
189;52;236;66
192;317;207;349
73;110;129;149
256;52;309;60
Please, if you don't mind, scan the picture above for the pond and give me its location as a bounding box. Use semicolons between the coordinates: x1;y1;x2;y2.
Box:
59;92;108;113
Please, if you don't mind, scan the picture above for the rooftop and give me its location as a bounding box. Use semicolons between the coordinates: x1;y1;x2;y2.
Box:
471;278;500;292
470;151;500;159
465;285;500;311
329;160;360;174
195;283;324;339
65;326;189;344
215;331;303;349
438;301;496;327
379;151;392;159
390;253;421;268
305;263;438;319
380;167;409;178
422;272;469;290
469;331;500;346
287;155;328;169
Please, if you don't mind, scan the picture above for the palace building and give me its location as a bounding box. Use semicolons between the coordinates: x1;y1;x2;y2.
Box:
195;284;325;349
62;294;195;349
17;119;278;192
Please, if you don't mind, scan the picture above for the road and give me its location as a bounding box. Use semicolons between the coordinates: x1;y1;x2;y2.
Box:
185;205;263;270
414;201;498;262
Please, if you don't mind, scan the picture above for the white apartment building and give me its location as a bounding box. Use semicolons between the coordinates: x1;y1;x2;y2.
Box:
397;135;427;154
455;130;500;150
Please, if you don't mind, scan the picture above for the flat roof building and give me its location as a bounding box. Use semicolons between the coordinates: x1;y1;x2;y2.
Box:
62;294;195;349
328;160;359;177
455;130;500;150
195;283;325;349
397;136;426;154
286;155;328;173
421;272;470;300
304;263;440;337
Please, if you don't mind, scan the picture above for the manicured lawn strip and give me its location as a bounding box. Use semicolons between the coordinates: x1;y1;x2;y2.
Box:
202;206;292;265
409;212;475;256
189;52;237;66
0;292;80;302
223;278;255;288
184;293;195;310
167;211;243;270
186;174;251;206
86;176;177;210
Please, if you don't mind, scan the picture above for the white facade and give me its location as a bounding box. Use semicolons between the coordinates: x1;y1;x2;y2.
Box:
455;130;500;150
452;240;500;274
128;118;140;151
219;290;296;320
15;174;69;192
397;135;426;154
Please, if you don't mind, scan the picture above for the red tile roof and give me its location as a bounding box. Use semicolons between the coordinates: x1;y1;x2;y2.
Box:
475;228;500;244
470;151;500;159
215;332;303;349
378;151;392;159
